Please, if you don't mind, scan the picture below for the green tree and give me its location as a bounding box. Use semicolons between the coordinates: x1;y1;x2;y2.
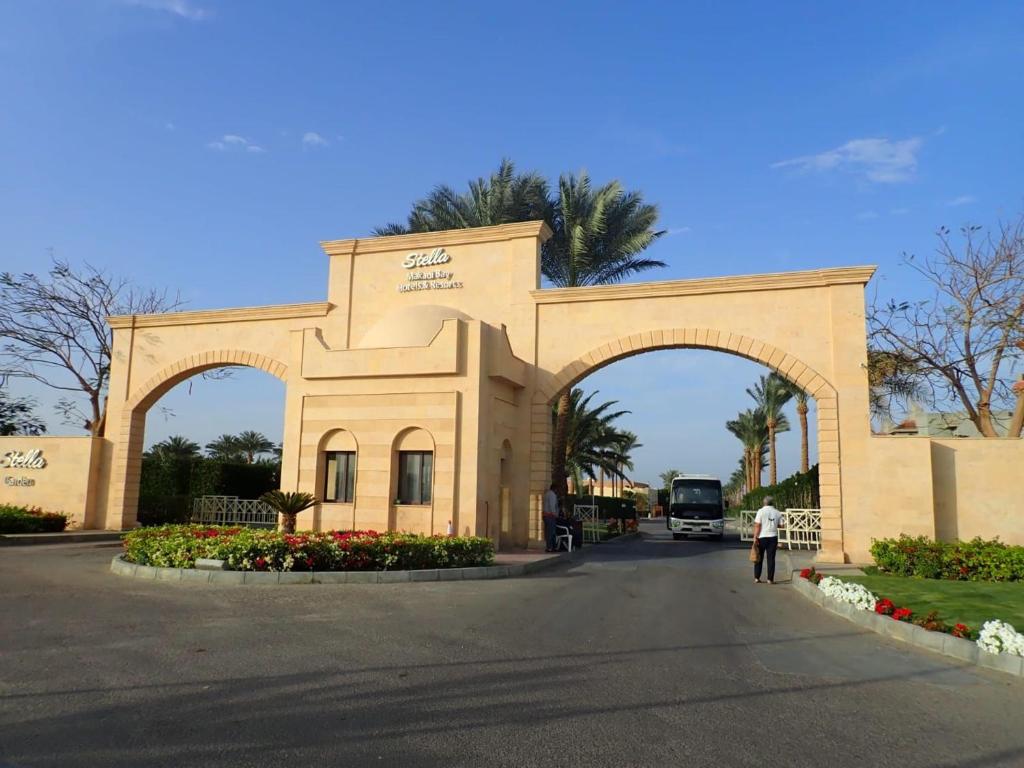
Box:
205;434;244;462
377;160;666;499
745;373;793;485
558;388;638;494
260;490;317;535
778;378;813;474
726;408;769;493
374;159;549;235
659;469;683;492
0;389;46;436
146;435;201;460
234;430;275;464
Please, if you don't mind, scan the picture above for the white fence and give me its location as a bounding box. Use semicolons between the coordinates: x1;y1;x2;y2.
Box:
738;508;821;551
192;496;278;529
573;504;600;544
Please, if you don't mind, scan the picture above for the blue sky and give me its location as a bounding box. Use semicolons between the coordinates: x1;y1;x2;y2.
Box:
2;0;1022;485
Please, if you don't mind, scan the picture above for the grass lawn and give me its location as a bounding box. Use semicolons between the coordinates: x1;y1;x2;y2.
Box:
843;574;1024;629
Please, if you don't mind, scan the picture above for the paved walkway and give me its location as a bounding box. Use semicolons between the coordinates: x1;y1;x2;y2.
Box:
1;521;1023;767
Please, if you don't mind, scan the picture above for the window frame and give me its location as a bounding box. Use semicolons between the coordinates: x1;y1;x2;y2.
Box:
323;450;357;504
397;450;433;506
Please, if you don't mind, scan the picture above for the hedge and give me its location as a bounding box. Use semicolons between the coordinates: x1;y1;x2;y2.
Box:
121;525;495;572
563;494;637;520
0;504;68;534
741;464;819;511
139;457;280;526
870;535;1024;582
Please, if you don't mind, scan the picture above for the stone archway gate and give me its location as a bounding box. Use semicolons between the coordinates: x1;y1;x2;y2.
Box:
526;266;876;564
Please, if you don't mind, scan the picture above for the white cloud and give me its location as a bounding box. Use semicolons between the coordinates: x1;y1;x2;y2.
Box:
302;131;329;148
946;195;975;207
121;0;210;21
665;226;691;236
772;136;923;183
206;134;265;153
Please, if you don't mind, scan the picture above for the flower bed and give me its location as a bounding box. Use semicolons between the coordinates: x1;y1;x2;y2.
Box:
122;525;494;572
800;567;1024;658
869;535;1024;582
0;504;68;534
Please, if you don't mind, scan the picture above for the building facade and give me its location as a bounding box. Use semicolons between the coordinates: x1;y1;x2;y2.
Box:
2;221;1022;562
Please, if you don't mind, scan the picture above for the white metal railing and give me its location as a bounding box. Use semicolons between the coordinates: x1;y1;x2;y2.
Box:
573;504;600;544
738;507;821;551
192;495;278;529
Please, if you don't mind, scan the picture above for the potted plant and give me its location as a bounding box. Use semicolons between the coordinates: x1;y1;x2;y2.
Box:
260;490;318;534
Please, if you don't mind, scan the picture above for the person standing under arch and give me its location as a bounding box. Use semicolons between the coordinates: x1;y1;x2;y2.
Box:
753;496;784;584
542;483;560;552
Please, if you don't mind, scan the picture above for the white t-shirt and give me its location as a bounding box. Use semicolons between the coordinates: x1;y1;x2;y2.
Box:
755;505;784;538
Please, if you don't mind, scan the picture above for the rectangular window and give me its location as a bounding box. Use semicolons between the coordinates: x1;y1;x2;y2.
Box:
397;450;433;505
324;451;356;503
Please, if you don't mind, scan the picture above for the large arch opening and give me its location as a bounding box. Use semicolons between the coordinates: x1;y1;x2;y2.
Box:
529;328;842;560
103;350;288;529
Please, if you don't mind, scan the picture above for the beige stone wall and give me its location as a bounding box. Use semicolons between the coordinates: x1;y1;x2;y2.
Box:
929;438;1024;546
0;436;101;527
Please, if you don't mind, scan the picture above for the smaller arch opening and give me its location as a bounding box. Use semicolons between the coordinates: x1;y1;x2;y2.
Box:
390;427;436;534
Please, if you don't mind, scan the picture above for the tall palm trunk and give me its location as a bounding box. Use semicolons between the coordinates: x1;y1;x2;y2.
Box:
767;419;778;486
551;391;572;500
797;400;809;473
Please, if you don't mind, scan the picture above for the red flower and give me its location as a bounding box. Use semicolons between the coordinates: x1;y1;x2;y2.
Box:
800;568;812;579
892;607;913;622
951;623;971;639
875;598;895;616
254;557;268;571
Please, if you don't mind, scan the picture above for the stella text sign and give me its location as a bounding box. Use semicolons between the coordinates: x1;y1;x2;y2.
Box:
398;248;463;293
1;449;47;469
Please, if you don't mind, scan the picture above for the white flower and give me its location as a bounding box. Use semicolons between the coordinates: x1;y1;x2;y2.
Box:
817;576;878;611
977;620;1024;657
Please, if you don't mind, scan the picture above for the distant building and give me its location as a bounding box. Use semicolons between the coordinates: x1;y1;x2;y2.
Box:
884;402;1015;437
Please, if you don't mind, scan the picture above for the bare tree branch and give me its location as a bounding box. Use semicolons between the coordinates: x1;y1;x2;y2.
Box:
0;259;182;436
868;213;1024;437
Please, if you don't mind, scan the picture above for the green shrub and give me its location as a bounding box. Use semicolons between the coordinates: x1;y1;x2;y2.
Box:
870;535;1024;582
0;504;69;534
563;494;636;520
138;456;280;526
121;525;496;571
742;465;819;511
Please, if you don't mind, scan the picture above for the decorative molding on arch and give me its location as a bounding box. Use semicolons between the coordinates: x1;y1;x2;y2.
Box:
125;349;289;412
533;328;838;405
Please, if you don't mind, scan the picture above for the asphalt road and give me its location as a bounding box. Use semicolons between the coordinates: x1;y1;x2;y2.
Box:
2;520;1023;768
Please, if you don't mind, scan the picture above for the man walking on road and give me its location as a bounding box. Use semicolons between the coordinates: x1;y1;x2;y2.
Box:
753;495;784;584
542;483;560;552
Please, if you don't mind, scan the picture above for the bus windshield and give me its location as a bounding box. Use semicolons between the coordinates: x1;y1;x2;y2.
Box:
671;481;722;506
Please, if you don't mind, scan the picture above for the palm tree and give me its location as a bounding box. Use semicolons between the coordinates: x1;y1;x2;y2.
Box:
147;435;201;460
205;434;244;462
558;388;638;494
374;159;549;235
726;409;769;493
234;430;275;464
545;174;664;498
376;161;666;501
260;490;317;535
779;381;811;474
745;374;793;486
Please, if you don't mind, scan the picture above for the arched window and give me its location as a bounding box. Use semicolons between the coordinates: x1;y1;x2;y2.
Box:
394;428;434;506
321;430;357;504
